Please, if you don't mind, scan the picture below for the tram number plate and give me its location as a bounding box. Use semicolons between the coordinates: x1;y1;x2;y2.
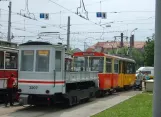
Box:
29;86;38;89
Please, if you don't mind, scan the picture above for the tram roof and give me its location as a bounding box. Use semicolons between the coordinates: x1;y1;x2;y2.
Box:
19;41;65;47
73;52;135;63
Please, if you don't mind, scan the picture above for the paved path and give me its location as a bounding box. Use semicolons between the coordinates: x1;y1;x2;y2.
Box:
0;91;142;117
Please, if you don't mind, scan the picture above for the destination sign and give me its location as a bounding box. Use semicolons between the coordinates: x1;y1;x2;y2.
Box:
82;53;95;56
38;50;49;56
24;50;34;55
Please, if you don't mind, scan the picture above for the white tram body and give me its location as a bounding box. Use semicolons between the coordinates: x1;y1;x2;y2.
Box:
18;41;98;105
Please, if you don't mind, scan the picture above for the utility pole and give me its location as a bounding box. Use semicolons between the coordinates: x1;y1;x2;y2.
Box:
153;0;161;116
84;42;86;51
120;33;124;47
7;1;11;42
67;16;70;52
129;35;134;57
129;28;137;57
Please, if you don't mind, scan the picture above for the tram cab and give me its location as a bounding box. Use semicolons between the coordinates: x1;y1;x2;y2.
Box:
18;41;65;93
18;41;98;106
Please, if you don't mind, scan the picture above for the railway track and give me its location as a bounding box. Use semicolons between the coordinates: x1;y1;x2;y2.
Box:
0;90;142;117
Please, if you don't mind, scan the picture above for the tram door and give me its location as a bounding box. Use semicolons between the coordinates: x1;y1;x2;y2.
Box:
54;49;65;93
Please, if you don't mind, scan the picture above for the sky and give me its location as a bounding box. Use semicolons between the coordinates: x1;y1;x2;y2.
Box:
0;0;155;50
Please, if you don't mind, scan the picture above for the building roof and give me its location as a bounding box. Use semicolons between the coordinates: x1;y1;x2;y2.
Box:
86;41;146;52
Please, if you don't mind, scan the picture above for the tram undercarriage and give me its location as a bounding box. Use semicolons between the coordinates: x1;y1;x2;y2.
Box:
20;81;97;106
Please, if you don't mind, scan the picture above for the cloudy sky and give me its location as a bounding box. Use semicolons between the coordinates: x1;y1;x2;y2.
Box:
0;0;155;50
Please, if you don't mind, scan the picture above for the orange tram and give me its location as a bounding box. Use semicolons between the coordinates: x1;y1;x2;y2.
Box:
73;52;136;97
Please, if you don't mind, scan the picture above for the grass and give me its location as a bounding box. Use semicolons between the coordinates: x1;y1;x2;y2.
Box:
92;93;152;117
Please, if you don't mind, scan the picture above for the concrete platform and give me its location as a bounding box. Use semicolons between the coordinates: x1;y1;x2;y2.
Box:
0;91;142;117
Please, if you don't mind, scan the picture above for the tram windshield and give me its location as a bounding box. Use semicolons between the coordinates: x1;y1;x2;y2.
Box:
73;56;104;72
21;50;34;71
89;57;104;72
36;50;50;72
21;50;50;72
73;57;88;71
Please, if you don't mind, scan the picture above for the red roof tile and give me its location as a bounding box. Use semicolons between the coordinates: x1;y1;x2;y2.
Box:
86;41;146;52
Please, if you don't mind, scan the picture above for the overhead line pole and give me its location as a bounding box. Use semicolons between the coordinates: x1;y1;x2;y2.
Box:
153;0;161;117
7;1;11;42
67;16;70;52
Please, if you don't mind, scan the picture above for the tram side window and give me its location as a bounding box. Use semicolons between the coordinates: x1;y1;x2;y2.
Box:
0;51;4;69
126;62;135;74
5;52;18;69
98;58;104;73
119;61;122;73
55;51;62;71
21;50;34;71
106;58;112;73
114;60;119;73
132;63;136;74
36;50;50;72
122;61;126;74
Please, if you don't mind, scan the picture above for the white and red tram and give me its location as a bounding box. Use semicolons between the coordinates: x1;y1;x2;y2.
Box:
0;40;18;101
18;41;98;106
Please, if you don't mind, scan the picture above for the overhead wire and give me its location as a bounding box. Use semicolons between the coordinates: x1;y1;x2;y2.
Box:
48;0;105;28
0;8;67;31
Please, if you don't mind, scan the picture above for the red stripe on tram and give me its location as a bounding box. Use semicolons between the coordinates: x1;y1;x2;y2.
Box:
18;80;65;84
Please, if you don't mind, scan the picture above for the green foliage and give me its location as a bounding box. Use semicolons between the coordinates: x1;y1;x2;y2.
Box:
131;48;144;68
92;93;152;117
66;48;74;54
108;47;144;69
144;34;154;66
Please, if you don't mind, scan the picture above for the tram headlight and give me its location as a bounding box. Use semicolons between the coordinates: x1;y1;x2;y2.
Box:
46;90;50;94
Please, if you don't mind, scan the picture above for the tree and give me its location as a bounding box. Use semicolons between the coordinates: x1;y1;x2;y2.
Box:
131;48;144;68
107;47;144;69
144;34;155;66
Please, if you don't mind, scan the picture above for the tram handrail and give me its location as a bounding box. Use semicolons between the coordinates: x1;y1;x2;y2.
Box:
53;70;56;87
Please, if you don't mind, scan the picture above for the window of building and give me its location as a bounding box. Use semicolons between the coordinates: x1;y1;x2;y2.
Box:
106;58;112;73
5;52;18;69
36;50;50;72
55;51;62;71
0;51;4;69
114;60;119;73
21;50;34;71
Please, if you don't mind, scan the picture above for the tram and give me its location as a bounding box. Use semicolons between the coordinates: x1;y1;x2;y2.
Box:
0;40;18;101
18;41;98;106
73;52;136;97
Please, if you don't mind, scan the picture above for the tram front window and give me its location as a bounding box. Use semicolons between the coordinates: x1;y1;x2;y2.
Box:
89;57;104;72
36;50;50;72
73;57;88;71
21;50;34;71
5;52;18;69
0;51;4;69
65;58;72;71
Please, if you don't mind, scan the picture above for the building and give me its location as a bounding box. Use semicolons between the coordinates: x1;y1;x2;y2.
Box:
86;41;146;53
